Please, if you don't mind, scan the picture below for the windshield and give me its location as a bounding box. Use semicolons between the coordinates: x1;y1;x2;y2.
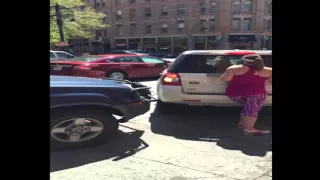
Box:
70;56;104;62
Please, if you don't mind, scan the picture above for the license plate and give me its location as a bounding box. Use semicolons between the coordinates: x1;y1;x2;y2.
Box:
53;66;63;71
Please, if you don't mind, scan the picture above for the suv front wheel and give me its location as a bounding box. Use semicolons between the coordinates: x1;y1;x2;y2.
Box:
50;109;119;150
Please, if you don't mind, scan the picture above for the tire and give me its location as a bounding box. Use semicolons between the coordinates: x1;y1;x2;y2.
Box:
50;109;119;150
106;71;127;80
156;100;183;114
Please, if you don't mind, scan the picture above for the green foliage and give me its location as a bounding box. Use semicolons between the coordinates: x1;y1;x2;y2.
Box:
50;0;108;44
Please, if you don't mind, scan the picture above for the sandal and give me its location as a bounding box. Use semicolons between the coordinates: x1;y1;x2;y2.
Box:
237;124;244;129
242;129;271;136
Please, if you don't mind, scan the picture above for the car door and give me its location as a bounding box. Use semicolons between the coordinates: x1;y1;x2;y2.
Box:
92;56;146;78
139;56;168;76
118;57;147;77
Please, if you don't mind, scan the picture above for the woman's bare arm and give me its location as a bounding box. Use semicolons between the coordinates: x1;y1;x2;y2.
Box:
268;73;272;83
266;68;272;83
221;67;235;82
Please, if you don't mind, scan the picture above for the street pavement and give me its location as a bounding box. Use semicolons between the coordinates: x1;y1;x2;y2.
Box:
50;78;272;180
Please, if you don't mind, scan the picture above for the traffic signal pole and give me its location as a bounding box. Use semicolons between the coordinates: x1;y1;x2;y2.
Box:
54;4;65;42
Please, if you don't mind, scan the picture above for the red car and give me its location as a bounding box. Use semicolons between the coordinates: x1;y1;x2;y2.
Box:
50;54;173;79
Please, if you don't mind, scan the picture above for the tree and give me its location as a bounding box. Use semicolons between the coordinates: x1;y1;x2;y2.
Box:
50;0;108;44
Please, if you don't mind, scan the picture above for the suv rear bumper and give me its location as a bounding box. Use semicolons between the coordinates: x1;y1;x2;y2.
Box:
157;83;272;106
114;101;151;121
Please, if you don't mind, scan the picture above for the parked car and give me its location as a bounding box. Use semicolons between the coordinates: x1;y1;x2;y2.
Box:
50;75;155;150
50;51;75;61
102;50;147;55
156;50;272;113
50;54;172;79
143;52;176;58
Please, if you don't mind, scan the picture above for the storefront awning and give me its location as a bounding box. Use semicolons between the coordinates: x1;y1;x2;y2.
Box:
228;34;257;43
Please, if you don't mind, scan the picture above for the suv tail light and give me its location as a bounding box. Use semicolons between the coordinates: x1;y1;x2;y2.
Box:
161;72;181;86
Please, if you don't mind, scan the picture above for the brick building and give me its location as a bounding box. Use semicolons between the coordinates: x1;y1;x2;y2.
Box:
73;0;272;55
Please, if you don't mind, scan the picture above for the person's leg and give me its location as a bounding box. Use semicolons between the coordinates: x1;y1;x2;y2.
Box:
241;94;269;134
229;96;246;127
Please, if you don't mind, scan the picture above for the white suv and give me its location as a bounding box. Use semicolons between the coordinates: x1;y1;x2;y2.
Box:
156;50;272;113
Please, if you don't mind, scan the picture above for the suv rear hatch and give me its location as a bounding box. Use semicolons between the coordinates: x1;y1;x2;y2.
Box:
167;52;272;95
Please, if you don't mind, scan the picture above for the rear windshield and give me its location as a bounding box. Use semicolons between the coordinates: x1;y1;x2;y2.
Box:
70;56;103;62
168;54;272;73
229;55;272;67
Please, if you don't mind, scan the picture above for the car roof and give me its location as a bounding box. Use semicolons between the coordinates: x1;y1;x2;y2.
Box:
97;54;145;58
181;50;272;55
50;51;70;53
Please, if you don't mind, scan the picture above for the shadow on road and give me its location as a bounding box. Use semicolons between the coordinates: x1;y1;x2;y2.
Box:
50;125;149;172
149;105;272;157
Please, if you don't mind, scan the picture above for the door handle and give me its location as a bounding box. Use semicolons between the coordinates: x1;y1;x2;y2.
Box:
206;73;220;77
189;81;199;84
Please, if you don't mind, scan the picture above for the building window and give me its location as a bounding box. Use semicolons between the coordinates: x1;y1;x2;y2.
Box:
161;22;168;33
102;0;105;7
177;21;185;32
116;10;122;20
200;2;209;13
130;24;136;35
267;19;272;31
208;19;215;31
200;20;207;32
173;37;187;56
177;4;185;15
207;36;219;50
103;29;108;37
130;8;136;20
232;0;241;12
95;30;102;39
210;1;216;13
115;0;120;5
161;6;168;16
116;25;122;35
96;2;100;8
158;37;171;53
145;23;152;34
194;36;205;50
242;18;252;31
144;8;152;18
232;18;241;31
242;0;252;12
268;3;272;15
129;0;136;4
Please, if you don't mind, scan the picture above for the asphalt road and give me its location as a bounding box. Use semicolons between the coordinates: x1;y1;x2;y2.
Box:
50;77;272;180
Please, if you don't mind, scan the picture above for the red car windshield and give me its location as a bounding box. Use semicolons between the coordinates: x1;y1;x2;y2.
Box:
70;56;104;62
